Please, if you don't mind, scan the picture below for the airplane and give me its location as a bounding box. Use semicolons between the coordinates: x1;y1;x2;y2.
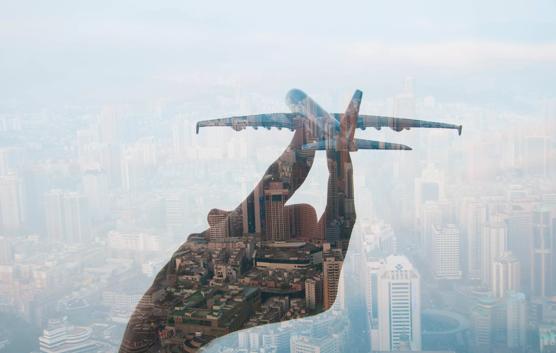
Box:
196;89;462;151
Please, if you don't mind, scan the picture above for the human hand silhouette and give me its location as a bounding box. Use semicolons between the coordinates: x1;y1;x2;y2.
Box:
120;124;355;353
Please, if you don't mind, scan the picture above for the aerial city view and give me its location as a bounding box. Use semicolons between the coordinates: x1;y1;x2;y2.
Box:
1;77;555;353
0;1;555;353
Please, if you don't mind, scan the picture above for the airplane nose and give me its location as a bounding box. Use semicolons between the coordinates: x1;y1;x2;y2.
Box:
285;89;307;106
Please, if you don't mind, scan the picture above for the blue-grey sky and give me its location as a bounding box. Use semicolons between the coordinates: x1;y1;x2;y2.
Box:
1;0;555;110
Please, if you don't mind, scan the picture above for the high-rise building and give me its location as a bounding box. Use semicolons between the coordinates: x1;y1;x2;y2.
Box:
365;258;385;353
241;183;263;235
376;255;422;351
207;212;231;240
506;205;533;289
492;251;520;298
264;181;290;241
44;190;91;243
471;297;500;353
290;334;338;353
531;207;555;297
481;221;508;286
0;174;24;234
431;224;462;280
414;164;444;232
421;201;442;255
63;192;91;243
506;292;527;350
81;169;109;221
462;198;487;280
323;246;343;310
305;276;323;310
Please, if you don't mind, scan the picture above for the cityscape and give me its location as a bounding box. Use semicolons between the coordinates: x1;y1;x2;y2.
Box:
0;76;555;353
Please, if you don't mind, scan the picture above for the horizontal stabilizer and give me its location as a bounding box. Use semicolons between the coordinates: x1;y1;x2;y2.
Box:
301;139;411;151
353;138;412;150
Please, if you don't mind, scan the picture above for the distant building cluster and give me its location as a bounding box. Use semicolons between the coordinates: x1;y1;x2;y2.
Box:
0;80;555;353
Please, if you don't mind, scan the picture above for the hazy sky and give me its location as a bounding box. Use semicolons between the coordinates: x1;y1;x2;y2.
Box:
1;0;555;110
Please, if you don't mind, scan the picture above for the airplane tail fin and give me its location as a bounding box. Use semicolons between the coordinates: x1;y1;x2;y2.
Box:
339;90;362;149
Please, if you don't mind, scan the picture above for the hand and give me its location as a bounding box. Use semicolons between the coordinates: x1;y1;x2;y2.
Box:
120;125;356;352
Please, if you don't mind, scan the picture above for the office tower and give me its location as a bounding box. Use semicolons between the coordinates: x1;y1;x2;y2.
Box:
0;174;24;233
290;334;338;353
365;258;385;353
531;207;554;297
421;201;442;255
492;251;521;298
44;190;91;243
264;181;291;241
305;276;323;310
242;183;263;235
462;198;487;280
506;206;533;289
81;169;109;220
471;297;504;353
207;212;231;240
376;255;421;351
506;292;527;350
539;324;556;353
63;192;91;243
414;163;444;231
432;224;462;280
481;221;508;286
323;247;343;310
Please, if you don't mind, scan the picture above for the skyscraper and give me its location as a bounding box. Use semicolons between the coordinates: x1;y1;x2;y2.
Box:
481;221;508;286
531;206;554;297
264;181;291;241
377;255;422;351
44;190;91;243
506;292;527;350
462;198;487;280
492;251;520;298
421;201;442;256
305;276;323;310
81;169;109;221
0;174;24;234
323;246;343;310
432;224;462;280
242;183;263;235
63;192;91;243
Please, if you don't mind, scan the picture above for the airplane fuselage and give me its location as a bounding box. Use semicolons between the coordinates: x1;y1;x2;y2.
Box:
285;89;340;144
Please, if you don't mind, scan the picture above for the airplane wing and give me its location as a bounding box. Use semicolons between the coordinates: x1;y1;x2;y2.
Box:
196;113;301;134
301;138;411;151
332;114;462;135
